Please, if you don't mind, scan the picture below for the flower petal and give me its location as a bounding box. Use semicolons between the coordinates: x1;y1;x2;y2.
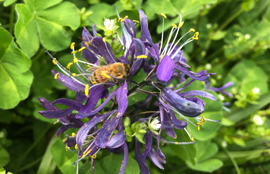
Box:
142;132;152;159
135;139;150;174
76;91;87;103
52;70;85;91
118;143;128;174
124;19;136;38
163;110;176;138
169;110;187;129
116;81;128;118
38;108;73;119
95;117;120;148
157;55;175;82
179;90;217;101
107;128;126;148
175;65;211;81
161;88;204;117
148;148;166;170
55;124;78;137
53;98;83;111
38;98;57;110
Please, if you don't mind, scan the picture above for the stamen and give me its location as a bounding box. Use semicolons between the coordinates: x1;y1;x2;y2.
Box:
125;15;128;18
101;71;111;79
67;62;73;69
52;58;57;65
72;133;76;137
172;24;177;28
133;20;139;23
184;128;194;141
159;16;165;53
118;17;122;22
74;57;79;63
75;144;78;149
85;84;89;96
54;73;59;79
71;51;78;54
189;28;195;32
178;21;184;28
70;42;75;49
136;55;147;59
78;47;86;52
161;13;167;18
72;73;77;77
169;106;197;127
192;32;199;40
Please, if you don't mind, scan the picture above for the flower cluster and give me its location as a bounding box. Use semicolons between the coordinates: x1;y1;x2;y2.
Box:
39;8;221;174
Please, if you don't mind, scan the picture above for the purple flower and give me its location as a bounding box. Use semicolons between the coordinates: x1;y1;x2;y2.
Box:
38;8;222;174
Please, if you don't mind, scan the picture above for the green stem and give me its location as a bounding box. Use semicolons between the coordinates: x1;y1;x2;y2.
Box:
32;48;46;62
9;3;15;34
16;157;42;173
221;146;241;174
16;124;51;173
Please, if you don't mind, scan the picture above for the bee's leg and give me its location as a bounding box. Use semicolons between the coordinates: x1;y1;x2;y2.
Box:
112;78;120;86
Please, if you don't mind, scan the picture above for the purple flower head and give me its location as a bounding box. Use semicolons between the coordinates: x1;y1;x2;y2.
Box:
38;7;222;174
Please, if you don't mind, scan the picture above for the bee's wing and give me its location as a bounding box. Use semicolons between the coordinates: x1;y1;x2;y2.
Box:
86;66;100;73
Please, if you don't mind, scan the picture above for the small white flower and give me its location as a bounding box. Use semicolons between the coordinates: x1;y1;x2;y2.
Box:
218;94;225;101
253;115;264;125
206;23;212;29
205;63;212;70
252;87;260;94
245;34;251;40
150;118;161;130
104;19;115;30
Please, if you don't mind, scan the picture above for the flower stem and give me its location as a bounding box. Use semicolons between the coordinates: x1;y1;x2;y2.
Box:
220;146;241;174
9;3;15;34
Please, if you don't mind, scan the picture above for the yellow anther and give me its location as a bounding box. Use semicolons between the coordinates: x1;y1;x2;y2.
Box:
161;13;167;18
70;42;75;49
84;41;90;47
192;32;199;40
54;73;59;79
121;18;125;22
102;38;106;43
201;116;205;123
71;51;78;54
136;55;147;59
66;146;70;151
160;55;165;60
52;58;57;65
72;73;76;77
178;21;184;28
197;125;200;131
54;119;59;124
197;122;203;126
191;137;194;141
75;144;78;149
133;20;139;23
125;15;128;18
62;138;67;142
78;47;86;52
85;84;89;96
189;28;195;32
172;24;177;28
72;133;76;137
175;142;178;145
118;17;123;22
73;57;78;63
67;62;73;69
101;71;111;79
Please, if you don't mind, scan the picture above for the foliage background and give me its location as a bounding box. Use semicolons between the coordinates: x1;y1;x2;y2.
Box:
0;0;270;173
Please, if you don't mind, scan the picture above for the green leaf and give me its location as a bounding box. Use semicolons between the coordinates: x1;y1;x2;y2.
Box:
37;137;57;174
0;146;10;167
224;60;268;94
3;0;16;7
196;140;218;162
15;0;80;57
170;129;197;165
186;158;223;172
0;27;33;109
99;153;140;174
51;139;78;174
146;0;178;17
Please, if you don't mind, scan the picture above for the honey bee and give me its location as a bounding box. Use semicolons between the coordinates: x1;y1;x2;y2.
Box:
88;63;131;84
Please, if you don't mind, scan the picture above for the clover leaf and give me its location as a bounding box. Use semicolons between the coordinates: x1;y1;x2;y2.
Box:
0;27;33;109
15;0;80;58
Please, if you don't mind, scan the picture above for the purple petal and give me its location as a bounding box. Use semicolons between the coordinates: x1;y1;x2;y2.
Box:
101;88;109;99
92;24;97;37
175;65;211;81
67;113;84;126
76;91;87;103
38;98;58;110
179;90;217;101
148;148;166;170
77;88;118;118
91;37;116;64
82;43;98;63
163;110;176;138
82;27;92;41
124;19;136;37
157;104;165;158
118;143;128;174
116;81;128;118
53;98;83;111
76;111;115;149
130;59;144;76
64;137;76;147
138;9;159;59
157;55;175;82
142;132;153;159
134;38;146;56
38;108;73;119
79;86;105;114
169;110;187;129
107;128;126;148
79;141;99;158
55;124;78;137
161;88;204;117
95;117;120;148
52;70;85;91
135;139;150;174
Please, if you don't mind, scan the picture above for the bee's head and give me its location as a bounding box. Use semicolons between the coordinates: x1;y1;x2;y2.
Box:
124;64;131;75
